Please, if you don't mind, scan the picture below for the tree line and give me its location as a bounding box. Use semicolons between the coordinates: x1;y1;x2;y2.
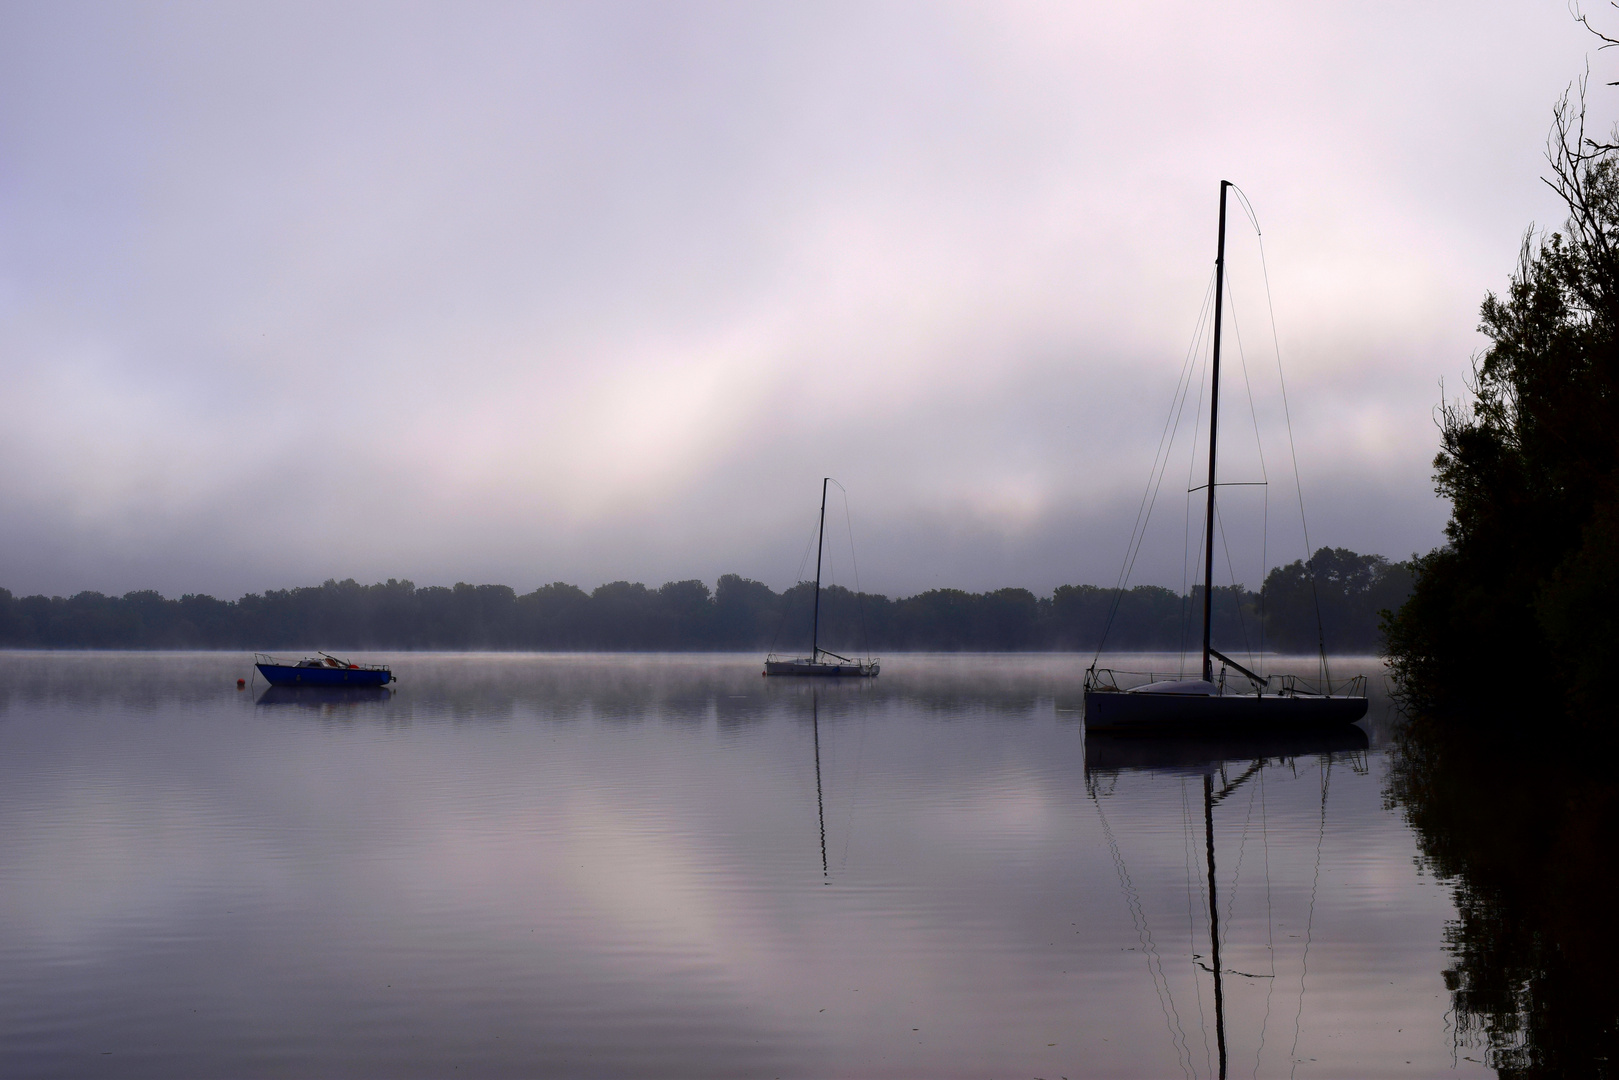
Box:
0;547;1407;652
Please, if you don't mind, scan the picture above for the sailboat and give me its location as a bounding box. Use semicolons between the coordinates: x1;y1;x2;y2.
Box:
1083;181;1367;733
764;478;880;677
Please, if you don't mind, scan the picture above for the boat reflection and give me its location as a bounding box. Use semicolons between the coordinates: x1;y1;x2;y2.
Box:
1084;725;1368;775
1085;725;1368;1078
255;685;394;709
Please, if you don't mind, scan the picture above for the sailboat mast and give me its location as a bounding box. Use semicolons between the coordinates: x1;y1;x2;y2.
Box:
811;477;828;660
1204;773;1228;1079
1202;180;1230;684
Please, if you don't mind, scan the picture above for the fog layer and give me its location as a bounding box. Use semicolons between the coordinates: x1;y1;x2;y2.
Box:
0;2;1594;596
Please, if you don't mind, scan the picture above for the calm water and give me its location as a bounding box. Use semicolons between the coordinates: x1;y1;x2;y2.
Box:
0;653;1491;1078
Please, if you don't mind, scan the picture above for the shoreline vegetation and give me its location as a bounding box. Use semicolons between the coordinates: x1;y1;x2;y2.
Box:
0;546;1409;653
1383;80;1619;727
1380;26;1619;1076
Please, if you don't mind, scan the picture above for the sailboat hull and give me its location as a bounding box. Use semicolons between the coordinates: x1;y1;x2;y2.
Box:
1083;688;1367;733
764;660;879;677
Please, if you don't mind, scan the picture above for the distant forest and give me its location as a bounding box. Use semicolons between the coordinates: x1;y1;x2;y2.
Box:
0;547;1408;654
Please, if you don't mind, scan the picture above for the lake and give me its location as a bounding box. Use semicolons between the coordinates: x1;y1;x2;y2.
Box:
0;652;1495;1077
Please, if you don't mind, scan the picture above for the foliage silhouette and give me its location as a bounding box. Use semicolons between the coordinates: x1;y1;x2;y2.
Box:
1382;26;1619;1076
0;548;1404;653
1386;77;1619;721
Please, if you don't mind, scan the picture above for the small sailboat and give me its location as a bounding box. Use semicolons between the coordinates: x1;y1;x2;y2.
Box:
764;478;879;677
1084;181;1367;733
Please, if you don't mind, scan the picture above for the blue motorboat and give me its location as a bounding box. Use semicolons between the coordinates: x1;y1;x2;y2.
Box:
254;652;396;687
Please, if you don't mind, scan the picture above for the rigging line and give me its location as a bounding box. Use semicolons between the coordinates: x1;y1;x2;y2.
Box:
1185;308;1211;505
794;517;817;584
1223;275;1275;670
1094;268;1218;663
827;480;871;663
1182;779;1214;1076
1100;324;1211;665
1182;328;1213;669
1173;329;1213;676
1178;507;1198;677
1180;328;1214;678
1260;483;1269;675
1253;765;1275;1080
1288;757;1333;1079
1181;456;1195;676
1091;786;1196;1078
1223;274;1270;484
1106;281;1210;611
1236;185;1331;685
768;519;822;655
1226;239;1272;679
1229;184;1263;237
1182;504;1210;677
1222;769;1262;957
824;529;836;612
1214;503;1258;671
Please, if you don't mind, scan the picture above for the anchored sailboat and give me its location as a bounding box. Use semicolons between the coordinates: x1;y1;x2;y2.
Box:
1083;181;1367;733
765;478;879;677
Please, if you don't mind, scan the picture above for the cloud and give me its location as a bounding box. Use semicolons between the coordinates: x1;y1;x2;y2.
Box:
0;1;1596;597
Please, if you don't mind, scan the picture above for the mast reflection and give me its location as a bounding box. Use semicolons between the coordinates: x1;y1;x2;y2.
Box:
812;690;827;881
1085;727;1369;1078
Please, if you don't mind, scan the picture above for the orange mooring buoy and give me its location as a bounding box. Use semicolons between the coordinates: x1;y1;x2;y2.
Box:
237;678;246;689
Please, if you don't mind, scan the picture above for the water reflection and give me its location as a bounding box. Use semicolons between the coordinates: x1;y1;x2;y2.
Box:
1085;728;1369;774
1084;730;1374;1079
255;685;394;709
811;692;828;881
0;652;1475;1078
1387;711;1619;1077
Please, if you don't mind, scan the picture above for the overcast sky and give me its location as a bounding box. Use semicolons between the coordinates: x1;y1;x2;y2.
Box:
0;2;1605;599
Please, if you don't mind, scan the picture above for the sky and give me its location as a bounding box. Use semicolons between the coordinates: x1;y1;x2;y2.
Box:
0;1;1605;600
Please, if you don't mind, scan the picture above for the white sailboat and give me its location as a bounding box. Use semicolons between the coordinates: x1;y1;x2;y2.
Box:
1084;181;1368;733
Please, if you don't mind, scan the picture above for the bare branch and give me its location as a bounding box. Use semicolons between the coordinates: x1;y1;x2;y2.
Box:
1573;1;1619;48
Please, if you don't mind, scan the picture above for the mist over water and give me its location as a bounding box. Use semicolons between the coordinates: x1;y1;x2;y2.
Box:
0;652;1504;1077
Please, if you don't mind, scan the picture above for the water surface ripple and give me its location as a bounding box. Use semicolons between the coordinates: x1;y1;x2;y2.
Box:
0;653;1484;1078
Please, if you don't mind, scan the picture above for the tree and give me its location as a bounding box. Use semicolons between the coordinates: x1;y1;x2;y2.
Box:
1387;77;1619;721
1264;548;1414;654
